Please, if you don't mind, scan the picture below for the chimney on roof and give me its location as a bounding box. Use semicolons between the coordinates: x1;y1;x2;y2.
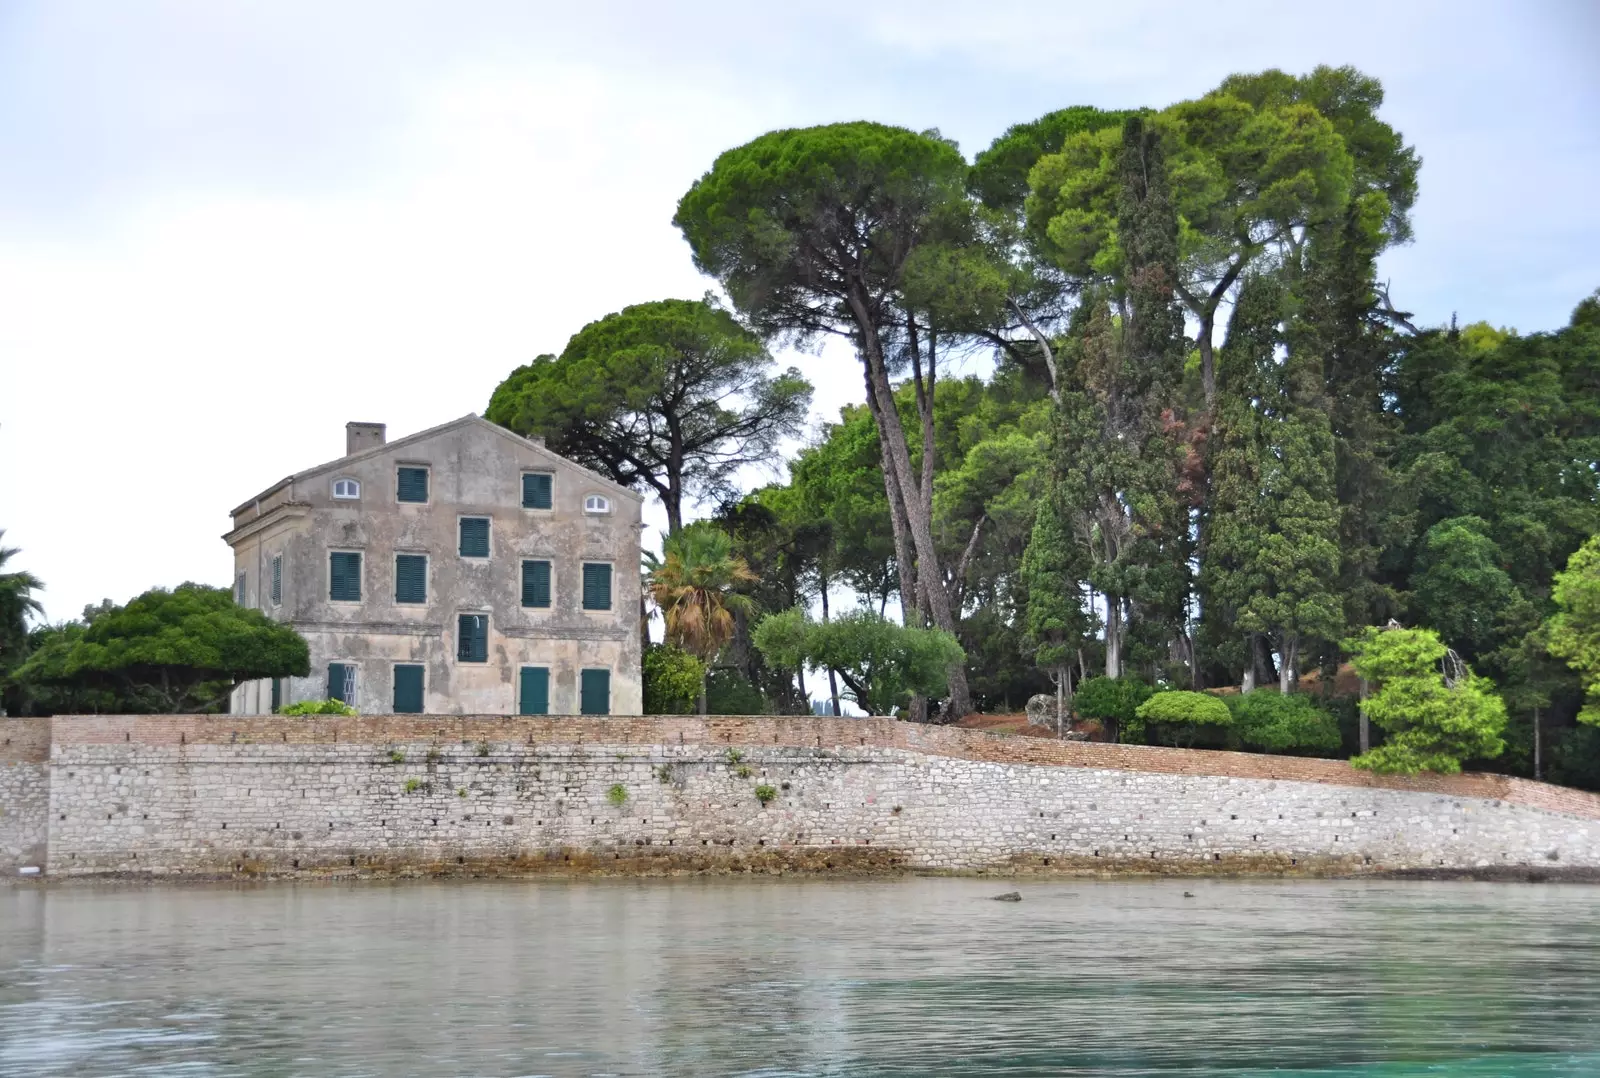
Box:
346;422;386;456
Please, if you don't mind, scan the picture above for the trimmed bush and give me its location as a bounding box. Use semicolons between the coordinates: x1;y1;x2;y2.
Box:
281;698;357;716
1136;690;1232;727
1228;692;1342;755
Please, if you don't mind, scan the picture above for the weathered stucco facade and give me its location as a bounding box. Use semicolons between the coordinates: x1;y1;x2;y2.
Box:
223;416;644;716
7;715;1600;879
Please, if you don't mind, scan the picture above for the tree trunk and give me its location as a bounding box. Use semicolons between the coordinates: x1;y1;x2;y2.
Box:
697;667;708;716
1358;676;1370;753
1533;706;1542;781
820;578;842;717
1055;665;1066;736
1105;599;1123;680
1241;634;1257;693
1278;632;1298;694
847;287;971;720
1009;297;1062;405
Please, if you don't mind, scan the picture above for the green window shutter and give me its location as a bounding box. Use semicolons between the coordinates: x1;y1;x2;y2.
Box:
270;555;282;605
523;472;553;510
270;677;282;713
393;665;425;713
329;552;362;602
457;614;488;662
327;663;354;704
580;668;610;715
395;554;428;604
521;560;551;608
459;517;490;557
234;573;246;604
396;466;429;503
519;666;549;715
582;563;612;610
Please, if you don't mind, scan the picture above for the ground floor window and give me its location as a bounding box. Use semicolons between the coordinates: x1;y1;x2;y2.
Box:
579;668;610;716
327;662;358;706
519;666;549;715
393;664;425;714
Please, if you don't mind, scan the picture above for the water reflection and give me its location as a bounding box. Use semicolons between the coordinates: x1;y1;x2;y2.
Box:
1;878;1597;1076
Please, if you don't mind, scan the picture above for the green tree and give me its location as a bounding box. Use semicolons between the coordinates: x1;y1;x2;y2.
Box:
1019;495;1095;729
645;523;759;713
675;121;975;717
1072;676;1153;743
0;531;45;715
11;583;309;714
642;643;706;715
1411;517;1530;662
752;607;965;717
1346;625;1507;774
1547;535;1600;727
485;297;811;533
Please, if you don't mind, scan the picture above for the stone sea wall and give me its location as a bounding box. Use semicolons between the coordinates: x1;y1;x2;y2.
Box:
0;718;49;870
10;714;1600;878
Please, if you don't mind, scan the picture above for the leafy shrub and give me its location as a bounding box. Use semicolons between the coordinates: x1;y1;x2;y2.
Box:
1073;677;1152;740
752;607;964;716
403;777;422;793
754;784;777;805
643;644;705;714
606;783;629;807
1131;690;1232;747
281;698;357;716
1227;692;1342;755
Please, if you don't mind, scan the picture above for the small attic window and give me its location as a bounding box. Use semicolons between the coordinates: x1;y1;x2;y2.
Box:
333;478;360;499
584;494;611;514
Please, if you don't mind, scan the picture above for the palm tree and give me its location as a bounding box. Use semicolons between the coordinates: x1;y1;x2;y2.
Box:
0;532;45;713
645;524;759;714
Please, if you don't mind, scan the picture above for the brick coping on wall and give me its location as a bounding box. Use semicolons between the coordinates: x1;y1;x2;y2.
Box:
12;713;1600;821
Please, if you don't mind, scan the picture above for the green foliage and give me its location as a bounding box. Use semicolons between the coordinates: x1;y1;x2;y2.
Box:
403;778;422;794
1073;677;1153;740
705;667;768;715
1228;692;1342;754
1136;690;1233;726
642;644;705;715
281;698;357;716
752;608;965;716
0;531;44;714
11;583;309;714
1547;535;1600;726
386;749;406;764
606;783;629;808
754;784;778;806
1410;517;1530;660
1019;496;1095;674
646;523;760;713
1347;626;1507;774
486;298;811;531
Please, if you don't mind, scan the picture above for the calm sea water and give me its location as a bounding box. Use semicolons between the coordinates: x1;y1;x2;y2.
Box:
1;877;1597;1077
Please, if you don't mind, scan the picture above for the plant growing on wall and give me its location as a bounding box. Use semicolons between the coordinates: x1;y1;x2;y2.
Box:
754;784;777;806
606;783;629;807
281;699;357;716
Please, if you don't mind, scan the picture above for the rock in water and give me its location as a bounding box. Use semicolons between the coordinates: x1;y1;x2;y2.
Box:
991;891;1022;902
1024;694;1057;727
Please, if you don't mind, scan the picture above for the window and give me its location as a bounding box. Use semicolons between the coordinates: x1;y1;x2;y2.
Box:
234;572;246;604
270;555;282;606
459;517;490;558
395;554;427;604
329;551;362;602
333;477;360;499
393;664;425;714
519;666;549;716
457;614;488;662
327;663;358;706
523;472;553;510
584;494;610;514
396;466;429;503
581;563;612;611
580;668;610;715
521;560;551;608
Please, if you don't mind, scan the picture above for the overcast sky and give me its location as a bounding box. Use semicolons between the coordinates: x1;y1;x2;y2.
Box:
2;1;1597;623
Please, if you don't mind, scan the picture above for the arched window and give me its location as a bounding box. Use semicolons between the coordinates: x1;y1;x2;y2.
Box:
333;477;361;499
584;494;610;514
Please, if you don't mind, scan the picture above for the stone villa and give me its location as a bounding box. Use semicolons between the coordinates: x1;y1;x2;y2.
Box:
224;416;644;716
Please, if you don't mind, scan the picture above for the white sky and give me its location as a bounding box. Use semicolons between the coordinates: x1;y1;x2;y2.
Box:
2;1;1597;623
